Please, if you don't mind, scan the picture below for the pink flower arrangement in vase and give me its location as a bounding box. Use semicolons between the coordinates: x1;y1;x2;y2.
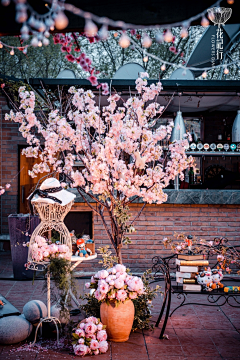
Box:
30;235;71;262
85;264;144;304
72;317;108;356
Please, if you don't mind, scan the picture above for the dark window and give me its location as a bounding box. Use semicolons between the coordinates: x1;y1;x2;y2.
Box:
64;211;93;238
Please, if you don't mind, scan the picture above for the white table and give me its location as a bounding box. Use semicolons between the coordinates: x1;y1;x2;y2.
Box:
66;254;97;307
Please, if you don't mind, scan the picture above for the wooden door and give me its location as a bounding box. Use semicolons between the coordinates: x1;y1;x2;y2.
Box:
19;151;51;213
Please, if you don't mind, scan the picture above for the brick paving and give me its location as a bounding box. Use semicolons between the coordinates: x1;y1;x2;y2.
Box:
0;253;240;359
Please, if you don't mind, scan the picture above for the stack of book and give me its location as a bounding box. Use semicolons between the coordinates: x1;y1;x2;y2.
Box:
175;254;209;291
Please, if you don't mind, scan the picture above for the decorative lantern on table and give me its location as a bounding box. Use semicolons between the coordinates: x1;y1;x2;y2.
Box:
26;177;76;345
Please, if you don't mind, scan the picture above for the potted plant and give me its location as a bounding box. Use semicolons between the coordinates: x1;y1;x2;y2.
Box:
82;247;161;342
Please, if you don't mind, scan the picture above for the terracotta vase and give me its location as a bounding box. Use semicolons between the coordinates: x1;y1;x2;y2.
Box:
100;299;134;342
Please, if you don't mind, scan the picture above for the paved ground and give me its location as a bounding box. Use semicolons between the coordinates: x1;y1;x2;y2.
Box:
1;252;240;359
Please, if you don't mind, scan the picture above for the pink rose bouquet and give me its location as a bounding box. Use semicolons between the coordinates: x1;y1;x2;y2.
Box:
85;264;144;304
72;317;108;356
30;235;71;262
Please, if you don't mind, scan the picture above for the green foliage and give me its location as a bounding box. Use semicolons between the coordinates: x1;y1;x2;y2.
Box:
79;292;101;318
132;269;161;331
0;36;82;79
43;257;77;317
113;200;135;245
98;245;119;269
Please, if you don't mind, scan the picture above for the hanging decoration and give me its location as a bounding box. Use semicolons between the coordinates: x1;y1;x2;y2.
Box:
0;0;238;79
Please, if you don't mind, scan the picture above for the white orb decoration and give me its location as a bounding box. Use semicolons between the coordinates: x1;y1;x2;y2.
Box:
0;315;32;344
50;304;70;325
23;300;47;323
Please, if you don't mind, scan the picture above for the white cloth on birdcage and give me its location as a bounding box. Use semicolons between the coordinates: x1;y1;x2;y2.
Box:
28;178;76;206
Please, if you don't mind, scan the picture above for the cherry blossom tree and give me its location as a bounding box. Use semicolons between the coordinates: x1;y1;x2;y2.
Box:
5;73;193;263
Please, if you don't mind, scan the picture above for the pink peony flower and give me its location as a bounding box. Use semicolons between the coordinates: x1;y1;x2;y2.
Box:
114;264;126;273
49;243;58;253
75;328;85;337
98;281;109;294
94;290;105;301
85;322;97;335
85;316;98;324
116;289;127;302
97;324;103;331
129;291;138;299
98;270;109;279
98;340;108;353
74;344;88;356
85;282;90;288
79;323;85;329
78;338;84;344
97;330;107;342
114;278;124;289
90;339;99;350
5;183;11;189
94;349;100;355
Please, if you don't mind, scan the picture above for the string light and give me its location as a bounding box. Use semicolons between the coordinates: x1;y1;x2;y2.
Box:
0;42;3;49
202;70;207;78
50;25;54;31
201;16;209;27
54;11;69;30
164;29;173;42
155;32;164;43
63;0;221;32
180;27;188;38
10;48;14;55
224;67;229;75
43;37;50;46
98;25;108;40
119;33;130;48
31;37;38;47
84;19;98;37
161;63;166;71
142;33;152;48
1;0;10;5
38;41;43;47
114;32;118;38
227;0;234;4
143;55;148;62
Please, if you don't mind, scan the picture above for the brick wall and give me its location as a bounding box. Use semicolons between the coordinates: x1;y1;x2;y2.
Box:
72;203;240;272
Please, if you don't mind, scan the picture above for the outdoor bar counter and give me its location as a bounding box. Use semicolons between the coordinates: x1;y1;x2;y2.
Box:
71;189;240;205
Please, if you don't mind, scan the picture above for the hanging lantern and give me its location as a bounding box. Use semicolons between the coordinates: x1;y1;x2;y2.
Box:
55;11;69;30
142;33;152;48
170;111;186;142
232;110;240;142
84;19;98;37
119;33;130;48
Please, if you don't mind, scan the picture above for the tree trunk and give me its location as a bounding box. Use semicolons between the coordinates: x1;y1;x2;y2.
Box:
116;246;123;264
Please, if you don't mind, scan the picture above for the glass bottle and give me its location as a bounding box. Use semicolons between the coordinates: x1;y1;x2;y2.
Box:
188;167;194;185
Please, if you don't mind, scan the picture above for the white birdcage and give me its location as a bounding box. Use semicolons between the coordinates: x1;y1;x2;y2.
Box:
27;178;76;264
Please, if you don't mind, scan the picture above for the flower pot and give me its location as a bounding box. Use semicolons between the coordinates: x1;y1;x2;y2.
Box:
100;299;134;342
